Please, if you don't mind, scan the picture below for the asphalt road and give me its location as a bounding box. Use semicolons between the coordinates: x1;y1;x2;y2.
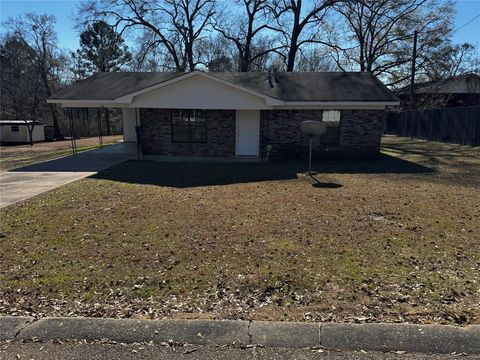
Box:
0;341;476;360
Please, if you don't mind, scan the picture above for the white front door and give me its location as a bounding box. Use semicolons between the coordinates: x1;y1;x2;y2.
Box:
236;110;260;157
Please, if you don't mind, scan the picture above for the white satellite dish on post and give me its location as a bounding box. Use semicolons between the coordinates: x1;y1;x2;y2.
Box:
301;121;327;137
300;121;327;179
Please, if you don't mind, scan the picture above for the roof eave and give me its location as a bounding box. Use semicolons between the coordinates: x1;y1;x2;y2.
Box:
280;101;400;106
47;99;130;107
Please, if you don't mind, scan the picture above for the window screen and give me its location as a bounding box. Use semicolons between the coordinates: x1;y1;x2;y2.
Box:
171;110;207;143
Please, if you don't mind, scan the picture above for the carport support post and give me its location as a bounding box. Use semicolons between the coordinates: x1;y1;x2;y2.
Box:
135;108;143;160
67;108;77;155
97;108;104;148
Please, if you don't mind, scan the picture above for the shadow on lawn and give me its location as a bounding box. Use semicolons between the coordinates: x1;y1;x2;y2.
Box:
91;154;434;188
382;139;479;171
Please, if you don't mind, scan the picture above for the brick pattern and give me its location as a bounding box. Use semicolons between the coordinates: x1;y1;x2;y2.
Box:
260;109;385;159
140;108;236;157
339;110;386;155
140;108;385;159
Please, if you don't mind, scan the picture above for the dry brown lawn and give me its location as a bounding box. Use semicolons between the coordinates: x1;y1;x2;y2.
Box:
0;136;478;325
0;135;123;171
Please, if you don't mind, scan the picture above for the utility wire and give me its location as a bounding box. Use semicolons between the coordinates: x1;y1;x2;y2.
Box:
454;13;480;33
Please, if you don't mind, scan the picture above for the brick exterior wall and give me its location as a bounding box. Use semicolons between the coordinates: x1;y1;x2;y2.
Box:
140;108;385;159
140;108;235;157
260;109;385;159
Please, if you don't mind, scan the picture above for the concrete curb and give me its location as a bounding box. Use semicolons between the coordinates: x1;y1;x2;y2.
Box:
0;316;34;341
15;318;249;346
0;316;479;354
321;323;480;354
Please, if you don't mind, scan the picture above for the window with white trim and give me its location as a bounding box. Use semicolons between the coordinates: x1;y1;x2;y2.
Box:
320;110;341;144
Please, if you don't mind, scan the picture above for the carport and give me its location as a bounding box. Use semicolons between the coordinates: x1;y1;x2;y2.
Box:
58;106;141;159
46;73;179;160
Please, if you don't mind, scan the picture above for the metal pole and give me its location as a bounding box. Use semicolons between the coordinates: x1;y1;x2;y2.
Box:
71;109;77;154
135;108;143;160
410;30;418;138
68;108;75;155
68;108;78;155
308;135;313;175
97;108;103;148
307;135;320;184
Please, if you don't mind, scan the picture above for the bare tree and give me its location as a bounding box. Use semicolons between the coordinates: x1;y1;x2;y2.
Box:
423;43;479;81
330;0;455;86
196;35;235;71
296;45;336;71
269;0;347;71
213;0;281;72
4;13;64;139
79;0;216;71
0;36;42;145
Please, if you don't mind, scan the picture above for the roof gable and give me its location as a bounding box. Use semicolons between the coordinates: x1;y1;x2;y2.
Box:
127;72;280;109
116;71;283;107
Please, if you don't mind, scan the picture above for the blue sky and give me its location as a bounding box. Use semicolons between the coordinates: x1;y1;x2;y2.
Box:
1;0;479;52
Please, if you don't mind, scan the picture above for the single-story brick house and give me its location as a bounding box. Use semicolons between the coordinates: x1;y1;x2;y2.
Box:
48;70;399;160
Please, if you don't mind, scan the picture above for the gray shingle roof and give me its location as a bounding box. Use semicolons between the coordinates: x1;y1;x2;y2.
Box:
396;73;480;95
50;71;399;103
51;72;182;101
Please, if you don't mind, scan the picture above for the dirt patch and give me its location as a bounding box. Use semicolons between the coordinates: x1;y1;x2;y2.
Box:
0;136;479;324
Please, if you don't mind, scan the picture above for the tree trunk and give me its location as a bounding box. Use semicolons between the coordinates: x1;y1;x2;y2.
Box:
40;69;63;139
286;42;298;72
185;36;195;72
27;125;34;146
187;48;195;71
50;104;62;139
287;22;301;71
239;59;249;72
240;49;250;72
359;42;366;71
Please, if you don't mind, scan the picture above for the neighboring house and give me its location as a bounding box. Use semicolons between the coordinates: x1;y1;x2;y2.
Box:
396;73;480;110
0;120;45;144
48;70;399;160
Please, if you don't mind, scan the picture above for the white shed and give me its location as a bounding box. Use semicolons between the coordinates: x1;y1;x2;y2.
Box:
0;120;45;144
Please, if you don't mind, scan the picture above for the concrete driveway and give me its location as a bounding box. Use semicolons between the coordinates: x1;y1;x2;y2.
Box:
0;143;137;208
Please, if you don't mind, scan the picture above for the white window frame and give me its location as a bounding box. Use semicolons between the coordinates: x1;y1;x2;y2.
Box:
322;110;341;123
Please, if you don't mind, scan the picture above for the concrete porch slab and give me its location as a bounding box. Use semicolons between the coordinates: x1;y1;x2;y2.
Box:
143;155;262;163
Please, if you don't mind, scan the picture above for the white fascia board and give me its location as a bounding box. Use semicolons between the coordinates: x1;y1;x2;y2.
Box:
115;70;284;106
274;101;400;109
46;99;129;108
